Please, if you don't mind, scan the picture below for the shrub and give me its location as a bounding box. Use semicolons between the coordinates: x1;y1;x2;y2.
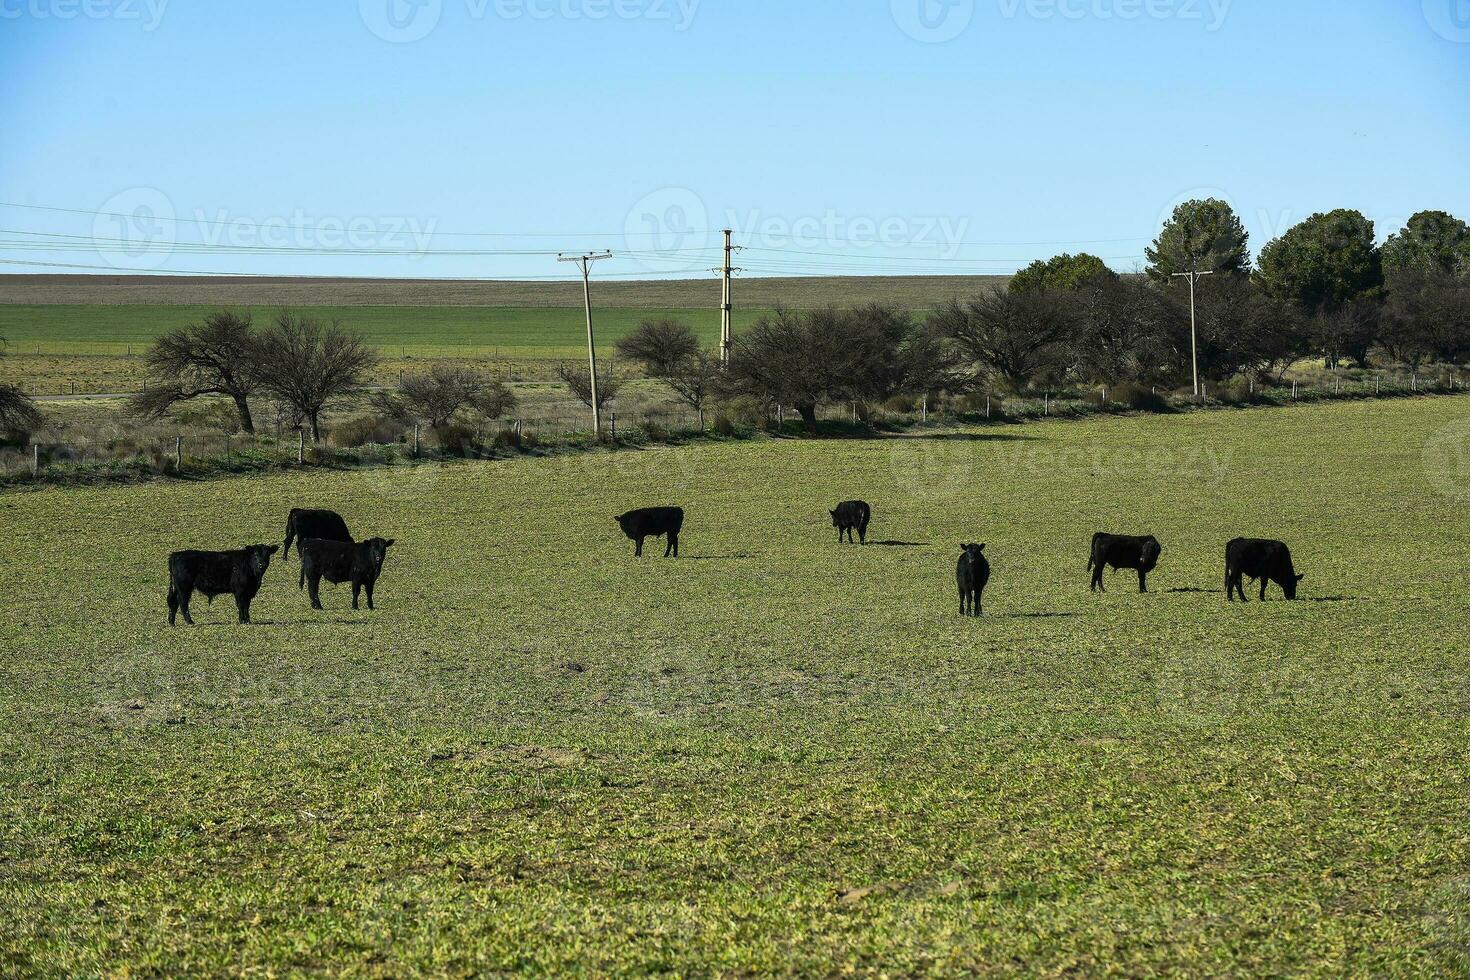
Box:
958;391;1001;415
332;413;407;448
173;400;242;435
882;394;917;414
1111;382;1171;413
640;419;671;443
713;413;738;437
715;396;768;427
434;423;480;457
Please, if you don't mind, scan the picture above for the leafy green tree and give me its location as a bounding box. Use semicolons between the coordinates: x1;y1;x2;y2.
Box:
1010;253;1115;293
1146;198;1252;282
1256;209;1384;314
1382;211;1470;281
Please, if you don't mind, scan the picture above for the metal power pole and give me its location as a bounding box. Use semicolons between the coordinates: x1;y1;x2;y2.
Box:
1172;269;1214;397
558;250;613;437
713;229;742;367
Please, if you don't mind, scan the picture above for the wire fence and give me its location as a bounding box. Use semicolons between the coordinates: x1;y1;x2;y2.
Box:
4;370;1465;482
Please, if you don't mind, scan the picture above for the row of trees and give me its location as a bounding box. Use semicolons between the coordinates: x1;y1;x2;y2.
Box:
611;206;1469;426
128;312;515;441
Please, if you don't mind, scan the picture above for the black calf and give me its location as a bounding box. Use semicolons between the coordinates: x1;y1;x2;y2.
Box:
167;545;278;625
283;508;352;560
830;500;872;544
1225;538;1304;602
616;507;684;558
1088;532;1162;594
956;543;990;617
298;537;395;610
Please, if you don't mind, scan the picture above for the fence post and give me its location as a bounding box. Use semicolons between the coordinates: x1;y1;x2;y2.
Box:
32;444;39;477
921;393;928;422
298;430;305;464
413;424;420;458
986;394;991;419
1375;374;1381;395
1412;373;1417;393
610;412;616;441
1044;393;1050;416
1102;385;1108;406
698;407;705;432
1291;381;1297;401
175;435;183;471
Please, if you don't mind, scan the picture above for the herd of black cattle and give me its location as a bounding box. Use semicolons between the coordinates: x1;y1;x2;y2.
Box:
166;503;1306;625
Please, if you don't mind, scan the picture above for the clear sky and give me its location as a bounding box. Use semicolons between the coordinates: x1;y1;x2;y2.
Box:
1;0;1467;280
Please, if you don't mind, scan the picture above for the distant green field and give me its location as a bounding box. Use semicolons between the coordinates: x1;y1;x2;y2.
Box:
0;304;765;359
4;397;1469;974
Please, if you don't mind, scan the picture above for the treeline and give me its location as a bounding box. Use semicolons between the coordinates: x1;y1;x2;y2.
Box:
614;203;1470;426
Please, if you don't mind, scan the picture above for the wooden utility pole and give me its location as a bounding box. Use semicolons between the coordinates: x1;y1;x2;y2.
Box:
1172;268;1214;397
558;250;614;438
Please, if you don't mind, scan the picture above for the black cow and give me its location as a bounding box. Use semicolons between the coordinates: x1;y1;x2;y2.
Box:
956;543;990;617
283;508;353;560
167;544;278;625
616;507;684;558
1088;532;1163;593
1225;538;1304;602
298;537;395;610
830;500;872;544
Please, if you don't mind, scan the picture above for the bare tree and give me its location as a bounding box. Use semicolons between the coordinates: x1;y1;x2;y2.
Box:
376;364;517;429
129;311;262;432
254;314;378;442
615;318;701;376
932;289;1078;391
614;318;724;427
0;337;42;440
557;362;622;412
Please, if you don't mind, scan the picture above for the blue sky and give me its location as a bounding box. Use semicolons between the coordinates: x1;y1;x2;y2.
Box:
1;0;1467;280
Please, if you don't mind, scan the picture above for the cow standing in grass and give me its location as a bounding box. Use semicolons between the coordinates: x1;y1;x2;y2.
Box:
616;507;684;558
167;544;278;625
298;537;395;610
283;508;353;560
956;543;990;617
830;500;872;545
1225;538;1304;601
1088;533;1162;594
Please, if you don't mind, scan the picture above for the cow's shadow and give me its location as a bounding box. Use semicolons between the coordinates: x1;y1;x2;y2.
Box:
1306;595;1355;603
869;540;928;548
1165;588;1222;594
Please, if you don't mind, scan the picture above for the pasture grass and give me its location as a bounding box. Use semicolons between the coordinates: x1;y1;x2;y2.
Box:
2;397;1469;974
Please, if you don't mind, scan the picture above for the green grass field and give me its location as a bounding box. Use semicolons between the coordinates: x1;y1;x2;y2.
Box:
4;397;1469;974
0;304;758;358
